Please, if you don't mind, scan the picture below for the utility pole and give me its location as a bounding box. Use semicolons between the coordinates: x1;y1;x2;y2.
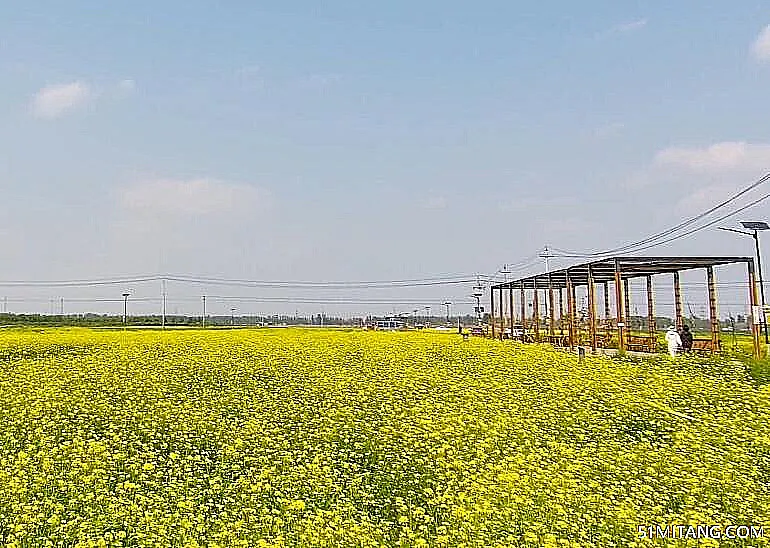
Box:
202;296;207;328
231;307;236;327
161;278;167;329
472;275;484;325
60;298;64;316
122;293;130;325
718;223;770;343
443;301;452;324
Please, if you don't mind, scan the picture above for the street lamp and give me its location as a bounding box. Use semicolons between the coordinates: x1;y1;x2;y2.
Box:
231;307;236;327
443;301;452;324
122;293;130;325
424;306;431;325
472;280;484;325
718;221;770;343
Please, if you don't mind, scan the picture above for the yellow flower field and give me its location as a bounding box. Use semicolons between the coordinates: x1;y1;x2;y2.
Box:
0;328;769;547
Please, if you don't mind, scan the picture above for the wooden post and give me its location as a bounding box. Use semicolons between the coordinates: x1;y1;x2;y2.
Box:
548;273;555;336
706;266;720;353
624;278;631;334
673;271;683;330
520;281;526;335
603;281;611;342
558;288;564;335
490;286;495;339
498;287;505;339
588;266;597;351
566;271;575;349
646;275;656;353
614;260;626;353
748;259;762;359
533;279;540;340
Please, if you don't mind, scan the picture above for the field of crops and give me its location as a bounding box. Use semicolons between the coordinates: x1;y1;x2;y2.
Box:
1;328;769;547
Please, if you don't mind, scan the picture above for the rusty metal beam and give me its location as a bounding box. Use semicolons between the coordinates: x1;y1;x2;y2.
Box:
646;275;655;352
748;259;762;359
565;271;575;348
498;287;504;339
614;259;626;353
533;278;540;340
603;281;611;343
548;272;555;336
588;265;597;351
707;266;719;354
624;278;631;334
490;286;495;339
673;271;683;330
558;288;564;335
520;281;526;335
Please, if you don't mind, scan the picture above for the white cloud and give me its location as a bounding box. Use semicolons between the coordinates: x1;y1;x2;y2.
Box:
422;196;447;210
598;18;647;38
654;141;770;172
592;122;625;139
120;178;268;217
30;81;91;119
752;25;770;62
117;79;136;92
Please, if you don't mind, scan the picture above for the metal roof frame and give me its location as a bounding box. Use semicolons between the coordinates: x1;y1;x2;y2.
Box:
492;256;752;290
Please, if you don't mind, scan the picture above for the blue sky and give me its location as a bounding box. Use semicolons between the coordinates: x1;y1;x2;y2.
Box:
2;2;770;316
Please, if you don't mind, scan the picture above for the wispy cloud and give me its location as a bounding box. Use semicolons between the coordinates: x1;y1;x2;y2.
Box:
119;178;268;217
592;122;625;139
422;196;447;210
654;141;770;172
117;79;136;92
598;18;647;38
30;81;91;119
751;24;770;62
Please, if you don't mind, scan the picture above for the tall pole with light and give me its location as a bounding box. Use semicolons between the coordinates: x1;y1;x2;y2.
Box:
718;221;770;343
472;276;484;325
122;292;130;325
443;301;452;324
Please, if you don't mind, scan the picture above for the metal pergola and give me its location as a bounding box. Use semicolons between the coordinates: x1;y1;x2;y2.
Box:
489;256;763;358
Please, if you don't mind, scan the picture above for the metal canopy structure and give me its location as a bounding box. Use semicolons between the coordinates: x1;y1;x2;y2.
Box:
488;256;762;358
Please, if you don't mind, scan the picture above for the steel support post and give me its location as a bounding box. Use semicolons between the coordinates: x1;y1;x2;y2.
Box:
566;271;575;349
533;279;540;340
706;266;720;354
624;278;631;334
548;273;555;336
520;281;526;335
558;288;564;335
614;260;626;353
673;271;683;330
509;286;514;337
498;287;504;339
646;275;655;352
490;287;496;339
748;259;762;359
587;266;597;351
603;281;611;342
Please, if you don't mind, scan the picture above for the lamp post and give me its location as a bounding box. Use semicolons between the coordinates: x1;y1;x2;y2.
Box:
472;278;484;325
424;306;431;326
122;293;130;325
718;221;770;343
231;307;236;327
443;301;452;324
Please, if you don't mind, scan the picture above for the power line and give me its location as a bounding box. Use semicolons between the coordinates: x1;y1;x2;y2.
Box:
551;172;770;258
0;273;478;289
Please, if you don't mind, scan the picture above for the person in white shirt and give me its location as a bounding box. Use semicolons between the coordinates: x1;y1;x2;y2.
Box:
665;325;682;357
